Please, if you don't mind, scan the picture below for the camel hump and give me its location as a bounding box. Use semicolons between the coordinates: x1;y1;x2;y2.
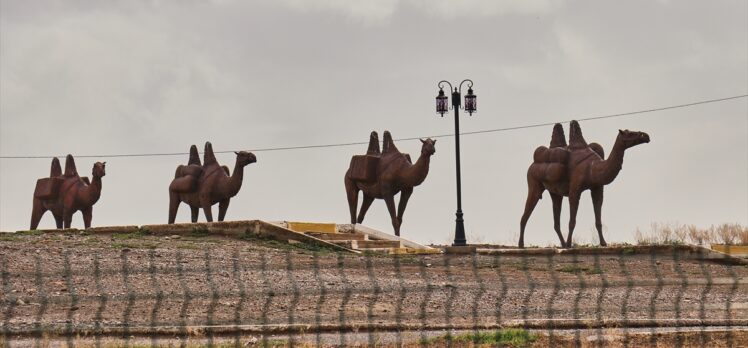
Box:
382;130;399;154
534;146;569;164
64;154;78;177
550;123;567;148
589;142;605;159
188;145;201;166
50;157;62;177
568;120;588;149
366;131;381;155
203;141;217;166
533;146;549;163
175;164;204;180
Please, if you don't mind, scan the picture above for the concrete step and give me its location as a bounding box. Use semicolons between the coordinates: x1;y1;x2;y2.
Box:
305;232;368;241
329;240;358;249
356;240;402;249
359;247;438;254
329;240;402;250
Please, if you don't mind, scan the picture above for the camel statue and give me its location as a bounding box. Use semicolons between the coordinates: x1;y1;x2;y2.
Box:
519;121;649;248
30;155;106;229
344;131;436;236
168;142;257;223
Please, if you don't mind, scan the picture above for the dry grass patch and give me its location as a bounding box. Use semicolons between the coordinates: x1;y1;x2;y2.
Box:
635;222;747;246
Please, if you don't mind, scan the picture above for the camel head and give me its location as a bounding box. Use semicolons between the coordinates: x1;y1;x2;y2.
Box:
92;162;106;178
234;151;257;167
617;129;650;149
419;138;436;156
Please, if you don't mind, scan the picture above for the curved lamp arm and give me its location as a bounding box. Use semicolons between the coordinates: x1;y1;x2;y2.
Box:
437;80;454;92
458;79;473;94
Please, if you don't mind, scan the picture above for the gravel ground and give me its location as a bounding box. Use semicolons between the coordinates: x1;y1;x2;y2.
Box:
1;231;746;347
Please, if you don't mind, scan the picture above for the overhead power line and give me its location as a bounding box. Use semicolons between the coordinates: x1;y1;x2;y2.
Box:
1;94;746;159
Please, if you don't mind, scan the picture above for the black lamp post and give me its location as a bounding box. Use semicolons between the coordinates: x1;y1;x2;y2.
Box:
436;79;476;247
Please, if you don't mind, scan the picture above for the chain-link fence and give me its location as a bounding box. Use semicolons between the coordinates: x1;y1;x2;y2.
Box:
1;232;747;347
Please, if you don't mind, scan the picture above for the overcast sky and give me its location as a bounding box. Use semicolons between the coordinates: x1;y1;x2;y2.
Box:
1;0;746;246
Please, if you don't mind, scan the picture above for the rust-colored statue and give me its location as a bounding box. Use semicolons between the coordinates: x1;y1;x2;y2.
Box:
168;142;257;223
30;155;106;229
345;131;436;236
519;121;649;248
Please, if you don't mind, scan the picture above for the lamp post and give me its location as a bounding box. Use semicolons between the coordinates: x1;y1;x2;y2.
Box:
436;79;476;247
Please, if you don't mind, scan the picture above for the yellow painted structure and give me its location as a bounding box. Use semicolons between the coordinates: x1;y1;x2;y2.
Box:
711;244;748;257
287;221;338;234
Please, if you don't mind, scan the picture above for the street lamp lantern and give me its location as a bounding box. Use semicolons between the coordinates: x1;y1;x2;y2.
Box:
435;79;474;247
436;88;449;116
464;87;477;115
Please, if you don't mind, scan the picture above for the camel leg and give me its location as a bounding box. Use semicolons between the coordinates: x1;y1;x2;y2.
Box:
344;176;359;224
382;187;400;236
591;187;606;246
190;206;199;223
52;212;63;229
168;192;180;224
200;196;213;222
566;189;581;248
63;208;74;229
519;179;544;248
396;187;413;228
550;193;566;248
357;195;375;224
218;199;230;222
30;198;46;230
82;207;92;229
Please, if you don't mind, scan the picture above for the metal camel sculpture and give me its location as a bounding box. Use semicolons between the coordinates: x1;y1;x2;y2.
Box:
30;155;106;229
519;121;649;248
168;142;257;223
345;131;436;236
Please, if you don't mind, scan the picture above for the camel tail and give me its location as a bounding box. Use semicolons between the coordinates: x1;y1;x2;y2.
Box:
188;145;201;166
203;141;217;166
64;154;78;176
50;157;62;177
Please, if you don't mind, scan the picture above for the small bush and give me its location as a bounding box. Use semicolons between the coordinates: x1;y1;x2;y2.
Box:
713;223;744;245
112;231;147;240
189;227;211;238
16;230;45;236
635;222;748;246
557;265;602;275
0;234;20;242
421;329;537;347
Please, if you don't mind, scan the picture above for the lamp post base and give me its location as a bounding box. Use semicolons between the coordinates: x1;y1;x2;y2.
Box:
453;210;467;246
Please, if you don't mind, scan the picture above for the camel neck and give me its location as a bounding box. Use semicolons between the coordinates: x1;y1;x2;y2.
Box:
82;175;103;205
227;161;244;196
402;153;431;187
592;138;625;186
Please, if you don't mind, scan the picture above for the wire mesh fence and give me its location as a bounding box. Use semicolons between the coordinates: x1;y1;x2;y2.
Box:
0;232;747;347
